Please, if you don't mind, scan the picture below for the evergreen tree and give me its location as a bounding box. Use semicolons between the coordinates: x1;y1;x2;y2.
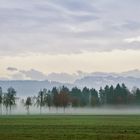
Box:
135;88;140;104
81;87;90;106
90;88;99;106
52;87;59;110
70;87;82;107
99;87;106;105
109;85;115;104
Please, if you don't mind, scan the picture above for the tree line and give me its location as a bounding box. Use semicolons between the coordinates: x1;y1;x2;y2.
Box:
0;83;140;115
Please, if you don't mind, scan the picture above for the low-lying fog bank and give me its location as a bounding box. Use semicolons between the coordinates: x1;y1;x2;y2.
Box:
1;105;140;115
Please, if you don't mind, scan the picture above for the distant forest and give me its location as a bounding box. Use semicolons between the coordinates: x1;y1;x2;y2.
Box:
0;83;140;114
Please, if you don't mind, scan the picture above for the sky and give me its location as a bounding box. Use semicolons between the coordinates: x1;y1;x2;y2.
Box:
0;0;140;80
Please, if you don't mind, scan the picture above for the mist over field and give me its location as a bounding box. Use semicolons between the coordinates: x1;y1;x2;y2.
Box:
1;82;140;116
3;105;140;115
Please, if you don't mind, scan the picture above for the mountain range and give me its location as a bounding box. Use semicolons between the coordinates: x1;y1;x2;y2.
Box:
1;69;140;96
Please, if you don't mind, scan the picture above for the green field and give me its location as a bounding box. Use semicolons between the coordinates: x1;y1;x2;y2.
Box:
0;115;140;140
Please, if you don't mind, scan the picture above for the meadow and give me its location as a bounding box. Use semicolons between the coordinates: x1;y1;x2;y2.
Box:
0;115;140;140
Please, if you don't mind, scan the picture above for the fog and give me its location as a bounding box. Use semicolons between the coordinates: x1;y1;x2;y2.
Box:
2;104;140;115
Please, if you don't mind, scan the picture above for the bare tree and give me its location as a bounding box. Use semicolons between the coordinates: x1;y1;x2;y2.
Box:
44;90;52;111
0;87;3;115
25;97;32;115
36;89;46;114
3;87;16;115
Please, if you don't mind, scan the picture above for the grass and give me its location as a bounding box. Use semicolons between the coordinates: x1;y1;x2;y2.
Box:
0;115;140;140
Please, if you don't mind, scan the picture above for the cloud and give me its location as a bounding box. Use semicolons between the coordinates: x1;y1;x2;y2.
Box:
6;68;48;80
0;0;140;56
19;69;85;82
124;36;140;43
11;72;26;80
7;67;18;72
19;69;47;80
5;67;88;82
47;72;77;83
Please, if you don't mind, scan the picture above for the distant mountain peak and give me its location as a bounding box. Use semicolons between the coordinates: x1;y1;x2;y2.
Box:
120;69;140;78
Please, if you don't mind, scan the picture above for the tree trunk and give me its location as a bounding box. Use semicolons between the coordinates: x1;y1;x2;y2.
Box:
0;104;2;115
40;106;42;115
56;107;58;113
49;106;51;112
6;107;8;115
63;107;65;113
9;105;12;115
27;106;30;115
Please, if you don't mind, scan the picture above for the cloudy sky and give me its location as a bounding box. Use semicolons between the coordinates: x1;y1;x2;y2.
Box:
0;0;140;80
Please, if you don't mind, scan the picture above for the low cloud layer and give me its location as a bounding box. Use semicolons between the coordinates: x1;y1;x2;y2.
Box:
4;67;140;83
8;69;47;81
20;69;47;80
0;0;140;55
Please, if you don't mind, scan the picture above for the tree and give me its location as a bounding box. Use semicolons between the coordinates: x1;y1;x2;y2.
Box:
135;88;140;104
44;91;52;111
36;89;46;114
99;87;106;105
59;86;70;112
3;94;8;115
108;85;115;104
7;87;16;113
81;87;90;106
90;88;99;106
3;87;16;115
114;84;130;104
0;87;3;115
121;83;130;104
25;97;32;115
52;87;59;110
70;87;82;107
104;85;110;104
114;84;122;104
